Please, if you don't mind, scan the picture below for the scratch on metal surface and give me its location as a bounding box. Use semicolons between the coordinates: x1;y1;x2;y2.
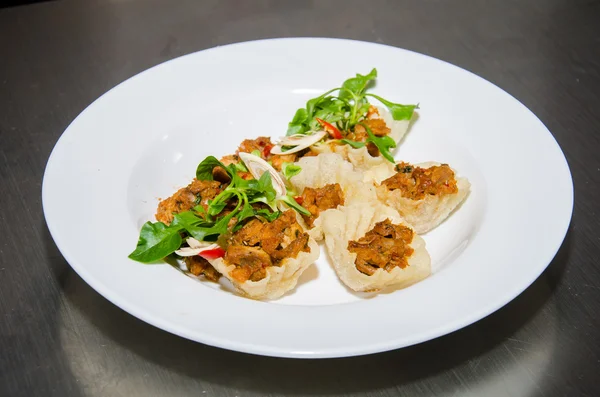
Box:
582;284;600;290
507;337;535;345
503;345;545;395
470;357;481;371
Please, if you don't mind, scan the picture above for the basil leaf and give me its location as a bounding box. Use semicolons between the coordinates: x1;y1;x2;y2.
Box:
193;204;207;217
279;194;311;217
248;195;279;213
287;108;310;136
196;156;228;181
233;162;248;173
237;203;256;223
360;122;397;163
255;209;281;222
226;164;251;189
287;123;308;136
366;93;418;121
320;97;347;114
311;110;344;130
287;88;341;136
306;88;339;115
357;99;371;119
186;208;238;241
128;222;183;263
257;172;277;202
281;163;302;180
291;107;308;124
339;68;377;100
172;211;207;228
208;189;236;216
209;209;238;234
340;139;366;148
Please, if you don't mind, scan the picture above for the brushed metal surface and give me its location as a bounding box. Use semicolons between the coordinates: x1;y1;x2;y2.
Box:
1;1;599;396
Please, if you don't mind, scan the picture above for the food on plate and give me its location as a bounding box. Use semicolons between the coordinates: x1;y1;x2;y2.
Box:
299;184;345;227
128;68;469;300
365;161;471;234
210;210;319;300
270;68;418;168
129;152;319;300
315;201;431;292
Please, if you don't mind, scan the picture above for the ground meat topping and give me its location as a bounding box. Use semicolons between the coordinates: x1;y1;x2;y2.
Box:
237;136;273;154
381;162;458;200
348;219;414;276
300;184;345;226
184;256;221;282
155;179;226;224
224;210;310;283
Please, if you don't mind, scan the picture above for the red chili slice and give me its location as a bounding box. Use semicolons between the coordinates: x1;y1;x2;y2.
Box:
294;196;303;205
315;118;342;139
199;247;226;260
263;144;273;158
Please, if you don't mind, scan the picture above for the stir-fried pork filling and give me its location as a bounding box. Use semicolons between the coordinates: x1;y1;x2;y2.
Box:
238;136;273;155
224;210;310;283
185;256;221;282
300;183;345;227
156;179;226;225
381;162;458;200
348;219;414;276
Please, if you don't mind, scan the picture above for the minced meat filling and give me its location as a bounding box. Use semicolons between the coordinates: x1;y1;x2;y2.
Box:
238;136;273;154
348;219;414;276
381;162;458;200
185;256;221;282
155;179;226;224
346;119;391;141
300;183;345;227
224;210;310;283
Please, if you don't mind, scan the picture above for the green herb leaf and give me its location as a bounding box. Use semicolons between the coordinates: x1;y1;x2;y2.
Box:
281;163;302;180
237;203;256;223
257;172;277;202
340;139;366;148
279;194;311;217
226;164;251;189
188;203;241;241
193;204;207;217
207;189;236;216
128;222;183;263
287;123;308;136
255;209;282;222
286;88;341;136
172;211;207;228
339;68;377;100
366;93;418;121
196;156;228;181
233;161;248;173
287;108;310;136
360;122;397;163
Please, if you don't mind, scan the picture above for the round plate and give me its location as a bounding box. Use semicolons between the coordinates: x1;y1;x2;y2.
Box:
42;38;573;358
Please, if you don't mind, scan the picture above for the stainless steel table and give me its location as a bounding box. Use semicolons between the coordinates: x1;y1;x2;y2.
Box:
1;1;599;396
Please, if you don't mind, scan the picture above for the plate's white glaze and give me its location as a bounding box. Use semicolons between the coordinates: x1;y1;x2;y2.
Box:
42;38;573;358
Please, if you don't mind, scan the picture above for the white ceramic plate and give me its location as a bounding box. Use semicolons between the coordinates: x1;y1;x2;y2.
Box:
42;38;573;358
